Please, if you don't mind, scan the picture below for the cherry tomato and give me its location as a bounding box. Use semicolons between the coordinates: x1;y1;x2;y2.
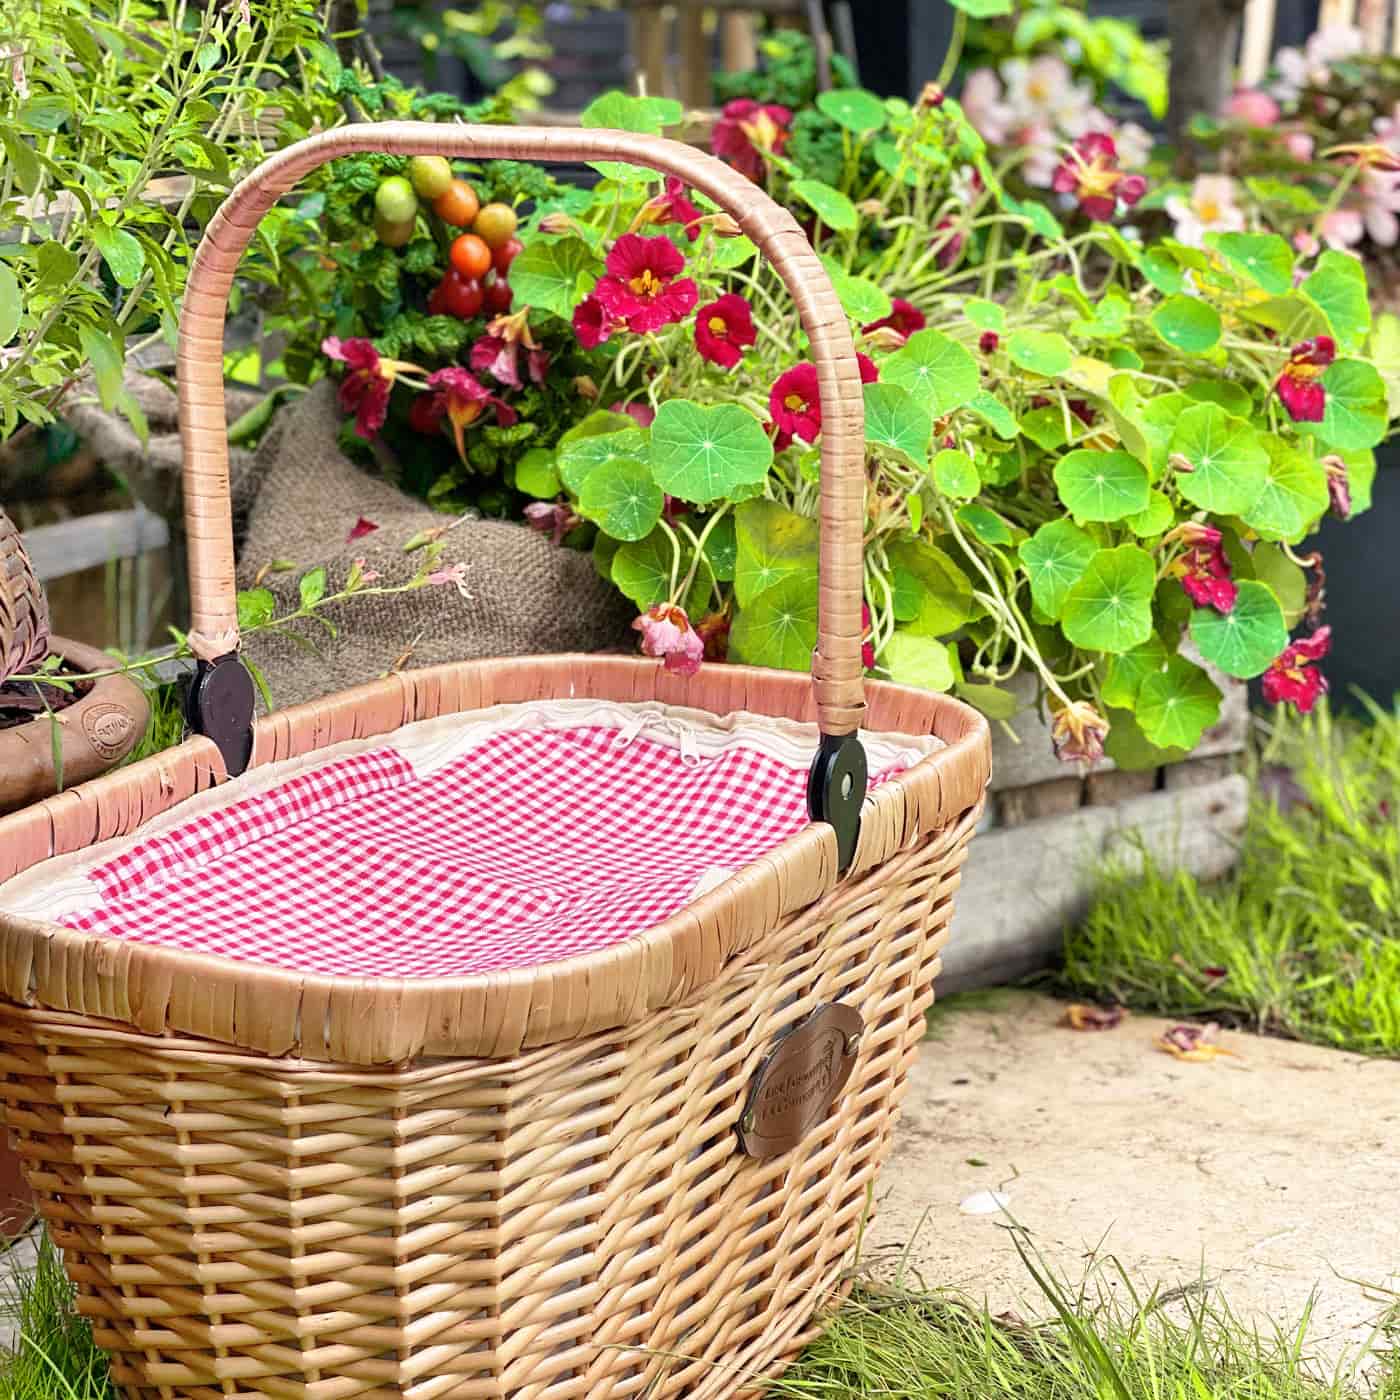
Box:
374;176;418;224
433;178;480;228
427;280;448;316
492;236;523;277
374;212;415;248
408;394;442;435
438;270;484;319
472;202;518;250
408;156;453;200
484;276;513;314
449;233;492;281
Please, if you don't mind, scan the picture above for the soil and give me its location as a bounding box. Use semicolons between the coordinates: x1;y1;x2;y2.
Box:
0;671;93;730
870;989;1400;1364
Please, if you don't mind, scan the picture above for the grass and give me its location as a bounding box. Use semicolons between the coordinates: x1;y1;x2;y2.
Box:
122;677;185;767
1061;699;1400;1056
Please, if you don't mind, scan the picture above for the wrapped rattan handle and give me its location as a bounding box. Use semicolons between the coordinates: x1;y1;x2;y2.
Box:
178;123;867;738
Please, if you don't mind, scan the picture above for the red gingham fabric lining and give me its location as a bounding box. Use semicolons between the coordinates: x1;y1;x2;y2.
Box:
59;724;905;979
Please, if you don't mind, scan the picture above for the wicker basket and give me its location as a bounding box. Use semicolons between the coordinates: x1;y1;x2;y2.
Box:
0;124;991;1400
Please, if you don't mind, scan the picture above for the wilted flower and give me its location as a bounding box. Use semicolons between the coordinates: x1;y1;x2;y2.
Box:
769;363;822;444
863;297;926;343
696;610;731;661
346;516;379;543
469;307;543;390
610;399;657;429
572;295;617;350
930;217;965;269
694;292;757;369
637;176;704;241
1262;627;1331;713
1324;455;1351;519
322;337;423;439
524;500;580;546
1155;1022;1238;1061
712;98;792;182
423;367;517;464
1165;174;1246;247
1050;700;1109;764
573;374;600;399
1168;522;1237;613
1275;335;1335;422
1323;141;1400;172
592;233;698;333
633;603;705;676
917;81;945;109
1052;132;1146;221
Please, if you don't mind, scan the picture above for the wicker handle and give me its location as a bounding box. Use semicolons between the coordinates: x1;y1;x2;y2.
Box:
177;122;866;736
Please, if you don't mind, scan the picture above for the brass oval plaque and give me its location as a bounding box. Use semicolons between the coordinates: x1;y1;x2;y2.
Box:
737;1003;863;1159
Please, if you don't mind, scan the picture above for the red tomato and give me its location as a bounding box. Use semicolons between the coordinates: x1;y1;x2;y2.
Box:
484;276;513;314
427;281;448;316
449;233;492;281
438;270;484;319
432;179;480;228
492;237;523;277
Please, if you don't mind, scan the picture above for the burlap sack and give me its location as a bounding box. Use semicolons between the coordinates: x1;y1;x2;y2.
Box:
236;381;634;709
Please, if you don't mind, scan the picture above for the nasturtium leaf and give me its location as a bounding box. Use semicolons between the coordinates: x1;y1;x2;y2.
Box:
1060;545;1156;654
1018;519;1098;621
580;91;684;181
612;529;711;614
882;632;956;692
236;587;276;629
0;264;19;346
1252;543;1308;625
1208;232;1294;296
1006;329;1074;377
1135;656;1222;751
815;87;887;133
1001;190;1063;239
1169;403;1269;514
1138;393;1190;478
558;421;648;494
791;178;859;232
77;324;123;411
1103;706;1190;771
1108;346;1144;370
514;448;561;499
945;0;1013;16
578;457;663;541
511;237;599;319
887;537;975;635
965;390;1018;439
1150;294;1221;354
1127;490;1176;538
1053;449;1150;522
933;448;979;499
1370;311;1400;416
1184;379;1253;417
91;225;144;288
650;399;772;504
956;682;1020;720
733;497;819;606
1188;579;1288;679
729;574;818;672
1141;246;1185;294
1304;358;1388;452
593;532;620;582
1239;440;1328;542
1101;636;1169;709
710;234;758;270
1301;250;1370;349
1070;291;1131;340
864;382;931;468
965;298;1005;332
702;512;737;581
882;329;979;416
956;504;1014;547
873;139;918;186
1019;404;1069;453
1343;447;1378;515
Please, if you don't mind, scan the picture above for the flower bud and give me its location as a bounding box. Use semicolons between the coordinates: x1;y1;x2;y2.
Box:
1168;452;1195;475
538;212;575;235
862;325;907;352
573;375;599;400
709;211;744;238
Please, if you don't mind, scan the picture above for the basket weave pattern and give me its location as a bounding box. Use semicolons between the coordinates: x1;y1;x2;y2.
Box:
0;508;50;682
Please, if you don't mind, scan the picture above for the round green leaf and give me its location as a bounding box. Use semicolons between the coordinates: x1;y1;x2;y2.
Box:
1150;294;1221;354
1252;543;1308;626
956;504;1014;547
0;263;19;346
1169;403;1268;514
882;632;955;692
882;329;979;417
1053;449;1151;522
815;87;887;133
1101;636;1169;709
1238;442;1328;542
1305;359;1388;452
1188;579;1288;679
1019;520;1099;622
511;237;600;319
578;457;663;542
1127;490;1175;538
651;399;773;504
702;513;737;582
1103;706;1190;771
514;448;561;499
729;574;818;672
1301;251;1370;349
1135;657;1222;751
1183;379;1253;417
932;448;979;499
888;537;974;635
864;382;931;468
1060;545;1156;654
828;269;891;322
965;391;1018;439
734;497;818;606
558;422;648;495
1006;329;1074;377
791;179;859;232
1138;393;1191;477
612;530;673;608
1208;233;1293;296
965;298;1005;332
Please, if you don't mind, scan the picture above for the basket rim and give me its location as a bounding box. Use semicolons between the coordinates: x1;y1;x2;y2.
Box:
0;656;990;1064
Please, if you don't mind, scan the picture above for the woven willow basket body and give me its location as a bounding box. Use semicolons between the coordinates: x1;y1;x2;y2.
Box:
0;125;990;1400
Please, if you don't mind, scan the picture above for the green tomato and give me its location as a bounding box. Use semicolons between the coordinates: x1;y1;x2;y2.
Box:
374;211;415;248
374;176;418;224
409;155;453;200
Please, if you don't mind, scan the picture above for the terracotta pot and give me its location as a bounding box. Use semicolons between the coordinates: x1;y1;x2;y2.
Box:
0;635;149;814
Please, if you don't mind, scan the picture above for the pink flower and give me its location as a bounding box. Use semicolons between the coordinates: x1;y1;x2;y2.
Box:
1324;455;1351;519
633;603;705;676
322;336;423;439
1224;88;1281;127
712;98;792;182
694;293;757;368
1262;627;1331;713
639;176;703;241
346;516;378;543
1170;523;1237;613
1318;207;1365;250
610;400;657;429
960;68;1009;144
1051;701;1109;765
424;367;517;464
1283;129;1316;162
1166;175;1246;247
1275;335;1336;422
979;331;1000;354
1051;132;1147;221
524;500;580;545
592;233;699;333
863;298;926;343
573;295;617;349
1293;229;1321;257
931;217;965;269
861;602;875;670
769;363;821;443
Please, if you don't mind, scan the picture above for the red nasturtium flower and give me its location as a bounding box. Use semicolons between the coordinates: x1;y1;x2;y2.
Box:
322;337;423;439
572;295;617;349
638;176;704;241
593;233;699;333
979;330;1000;354
1050;700;1110;764
1051;132;1147;221
1262;627;1331;713
610;399;657;429
1275;335;1336;422
423;368;516;465
857;352;880;384
861;602;876;670
930;217;965;269
769;363;822;444
633;603;705;676
862;297;926;343
712;98;792;182
1169;522;1237;613
694;293;757;368
470;308;548;390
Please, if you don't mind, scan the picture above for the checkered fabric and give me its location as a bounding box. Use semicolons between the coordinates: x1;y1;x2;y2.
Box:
60;724;902;978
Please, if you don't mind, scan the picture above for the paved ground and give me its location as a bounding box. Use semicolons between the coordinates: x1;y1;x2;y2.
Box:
868;990;1400;1364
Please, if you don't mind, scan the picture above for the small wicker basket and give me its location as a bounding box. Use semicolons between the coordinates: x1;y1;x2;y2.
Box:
0;507;51;683
0;125;990;1400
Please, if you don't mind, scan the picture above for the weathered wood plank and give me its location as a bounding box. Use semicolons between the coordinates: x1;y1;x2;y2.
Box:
21;508;170;583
